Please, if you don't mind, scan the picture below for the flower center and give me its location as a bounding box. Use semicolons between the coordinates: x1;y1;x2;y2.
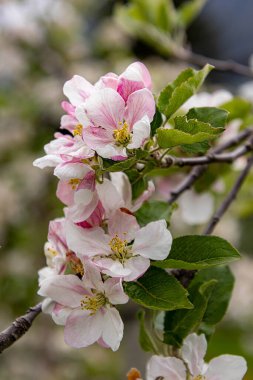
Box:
68;178;81;190
80;292;106;315
113;122;131;146
109;234;132;263
67;252;85;278
73;123;83;136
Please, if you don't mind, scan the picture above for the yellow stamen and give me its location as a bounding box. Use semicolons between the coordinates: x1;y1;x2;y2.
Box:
68;178;81;190
113;122;131;146
80;293;106;315
73;124;83;136
109;234;131;263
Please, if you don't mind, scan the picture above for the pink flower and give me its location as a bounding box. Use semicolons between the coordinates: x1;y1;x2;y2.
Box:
76;87;155;159
66;210;172;281
146;333;247;380
38;264;128;351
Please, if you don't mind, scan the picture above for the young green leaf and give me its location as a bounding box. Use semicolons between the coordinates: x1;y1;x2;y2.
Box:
186;107;228;129
151;107;163;136
137;310;158;353
135;200;174;226
178;0;207;27
158;65;213;119
163;278;216;346
103;157;136;172
152;235;240;270
157;127;216;148
124;267;193;311
221;97;252;121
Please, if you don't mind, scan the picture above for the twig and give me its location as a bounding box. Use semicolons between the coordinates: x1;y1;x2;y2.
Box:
175;47;253;78
203;154;253;235
0;302;42;354
167;129;253;203
162;136;253;167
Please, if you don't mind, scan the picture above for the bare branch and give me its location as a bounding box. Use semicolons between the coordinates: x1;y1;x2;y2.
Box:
203;154;253;235
175;47;253;79
0;302;42;354
167;129;253;203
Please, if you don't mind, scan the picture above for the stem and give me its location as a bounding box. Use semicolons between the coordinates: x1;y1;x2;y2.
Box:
0;302;42;354
203;154;253;235
175;47;253;78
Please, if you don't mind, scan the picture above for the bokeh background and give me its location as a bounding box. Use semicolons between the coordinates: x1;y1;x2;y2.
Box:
1;0;253;379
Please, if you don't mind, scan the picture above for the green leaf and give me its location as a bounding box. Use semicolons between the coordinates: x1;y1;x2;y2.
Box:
125;169;148;200
124;267;193;311
163;279;216;346
137;310;158;353
221;97;252;121
192;266;234;326
157;127;217;148
178;0;207;27
157;65;213;119
135;200;174;226
186;107;228;129
151;107;163;136
103;157;136;172
152;235;240;270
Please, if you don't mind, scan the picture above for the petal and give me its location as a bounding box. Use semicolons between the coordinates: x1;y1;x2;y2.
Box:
146;355;186;380
108;209;140;242
85;88;125;130
65;221;110;257
103;278;129;305
96;144;127;160
123;256;150;282
52;303;73;325
94;257;131;278
132;180;155;212
63;75;94;106
181;333;207;377
96;178;124;215
101;307;124;351
75;105;92;127
179;190;214;226
133;220;172;260
38;274;86;308
125;89;155;127
68;191;99;223
33;154;62;169
120;62;152;89
64;308;102;348
54;162;91;181
110;172;132;209
205;355;247;380
127;116;151;149
56;180;74;205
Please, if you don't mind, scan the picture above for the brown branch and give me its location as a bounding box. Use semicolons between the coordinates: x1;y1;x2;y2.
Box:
0;302;42;354
203;154;253;235
175;47;253;78
167;128;253;203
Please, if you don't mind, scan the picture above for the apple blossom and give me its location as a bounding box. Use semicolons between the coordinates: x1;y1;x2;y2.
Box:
146;333;247;380
38;263;128;351
66;210;172;281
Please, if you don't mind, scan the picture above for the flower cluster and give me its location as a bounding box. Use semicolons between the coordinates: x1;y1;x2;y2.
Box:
35;62;172;351
146;333;247;380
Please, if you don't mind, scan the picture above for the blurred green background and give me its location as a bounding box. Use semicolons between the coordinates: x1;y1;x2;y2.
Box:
1;1;253;379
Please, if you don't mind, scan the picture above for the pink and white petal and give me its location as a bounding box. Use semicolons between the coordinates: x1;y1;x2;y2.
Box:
41;298;55;315
85;88;125;130
33;154;62;169
56;180;74;206
94;257;131;278
108;209;140;241
125;89;155;128
101;307;124;351
75;105;93;127
181;333;207;377
83;125;114;149
127;116;151;149
120;62;152;90
65;221;110;257
52;303;73;326
117;78;143;102
95;73;119;90
110;172;132;209
66;192;99;223
133;220;172;260
96;179;124;215
96;144;127;160
60;114;77;132
147;355;186;380
38;274;86;308
103;278;129;305
205;355;247;380
132;180;155;212
54;162;91;181
64;308;102;348
63;75;94;107
123;256;150;282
